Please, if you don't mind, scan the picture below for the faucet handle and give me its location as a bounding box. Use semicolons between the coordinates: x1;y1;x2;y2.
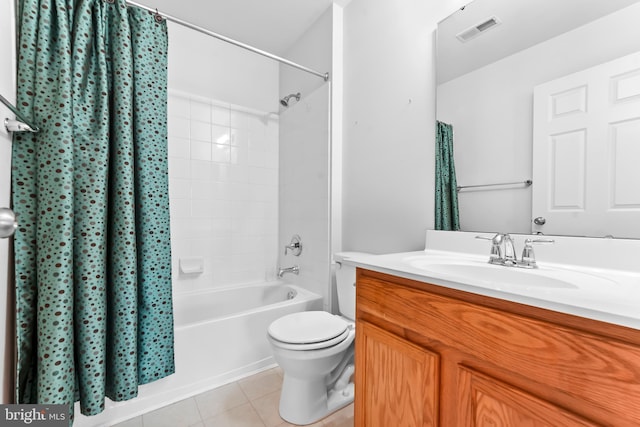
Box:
528;238;555;244
524;238;555;250
284;234;302;256
476;234;504;263
475;233;507;244
520;238;555;268
475;233;501;241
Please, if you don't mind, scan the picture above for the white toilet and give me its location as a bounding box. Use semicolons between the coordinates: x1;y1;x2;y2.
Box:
267;252;365;425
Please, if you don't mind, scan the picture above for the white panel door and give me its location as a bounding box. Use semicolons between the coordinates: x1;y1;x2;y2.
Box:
532;51;640;238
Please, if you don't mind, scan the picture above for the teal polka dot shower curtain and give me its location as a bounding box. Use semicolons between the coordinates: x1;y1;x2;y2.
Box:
435;121;460;231
12;0;174;418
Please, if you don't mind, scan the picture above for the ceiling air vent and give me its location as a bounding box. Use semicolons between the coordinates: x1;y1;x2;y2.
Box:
456;16;501;43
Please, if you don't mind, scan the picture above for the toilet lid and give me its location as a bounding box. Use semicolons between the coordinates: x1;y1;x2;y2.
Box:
268;311;349;345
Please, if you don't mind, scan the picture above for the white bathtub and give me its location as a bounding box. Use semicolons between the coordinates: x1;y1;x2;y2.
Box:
75;281;323;427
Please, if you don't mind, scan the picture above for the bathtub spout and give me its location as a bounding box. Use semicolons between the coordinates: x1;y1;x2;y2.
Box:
278;265;300;277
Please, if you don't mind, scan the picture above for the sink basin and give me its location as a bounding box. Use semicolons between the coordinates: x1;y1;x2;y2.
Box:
404;256;615;291
418;262;577;289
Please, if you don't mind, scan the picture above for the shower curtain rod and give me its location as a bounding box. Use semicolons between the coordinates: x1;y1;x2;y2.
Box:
125;1;330;82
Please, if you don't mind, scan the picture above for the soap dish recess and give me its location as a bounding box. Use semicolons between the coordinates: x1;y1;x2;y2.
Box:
180;257;204;274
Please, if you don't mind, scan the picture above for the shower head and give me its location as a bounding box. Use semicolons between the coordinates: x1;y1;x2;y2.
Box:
280;92;301;107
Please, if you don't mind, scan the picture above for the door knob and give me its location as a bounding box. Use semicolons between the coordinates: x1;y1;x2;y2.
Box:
0;207;18;238
533;217;546;225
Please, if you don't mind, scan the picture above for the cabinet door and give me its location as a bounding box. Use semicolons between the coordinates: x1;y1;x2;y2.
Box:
355;321;439;427
458;366;598;427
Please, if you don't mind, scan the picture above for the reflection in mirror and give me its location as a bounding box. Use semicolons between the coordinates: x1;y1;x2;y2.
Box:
436;0;640;238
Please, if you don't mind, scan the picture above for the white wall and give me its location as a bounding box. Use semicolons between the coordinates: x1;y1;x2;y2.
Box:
168;23;279;113
278;7;333;309
342;0;468;254
167;23;281;293
279;7;332;110
438;3;640;234
330;5;344;259
278;87;330;305
0;0;16;404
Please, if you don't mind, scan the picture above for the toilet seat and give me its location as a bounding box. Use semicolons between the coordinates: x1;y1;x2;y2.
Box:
270;328;351;351
268;311;351;350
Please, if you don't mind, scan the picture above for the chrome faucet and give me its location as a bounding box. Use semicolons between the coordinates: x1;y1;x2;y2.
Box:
278;265;300;277
502;234;517;265
476;234;554;268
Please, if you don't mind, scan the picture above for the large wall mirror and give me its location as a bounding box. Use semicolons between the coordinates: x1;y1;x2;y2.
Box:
436;0;640;238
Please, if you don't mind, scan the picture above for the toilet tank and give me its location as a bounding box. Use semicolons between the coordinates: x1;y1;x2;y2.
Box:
334;252;369;321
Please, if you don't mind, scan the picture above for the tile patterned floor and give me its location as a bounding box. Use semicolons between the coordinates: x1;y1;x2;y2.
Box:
112;367;354;427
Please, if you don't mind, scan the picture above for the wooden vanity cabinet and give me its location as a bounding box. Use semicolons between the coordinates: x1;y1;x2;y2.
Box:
354;268;640;427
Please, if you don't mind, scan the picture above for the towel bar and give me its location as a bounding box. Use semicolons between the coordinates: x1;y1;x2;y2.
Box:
457;179;532;192
0;93;39;133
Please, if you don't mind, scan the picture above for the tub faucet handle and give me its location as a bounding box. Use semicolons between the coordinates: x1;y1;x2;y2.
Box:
284;234;302;256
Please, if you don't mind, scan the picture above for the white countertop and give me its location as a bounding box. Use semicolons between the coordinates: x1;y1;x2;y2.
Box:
343;246;640;330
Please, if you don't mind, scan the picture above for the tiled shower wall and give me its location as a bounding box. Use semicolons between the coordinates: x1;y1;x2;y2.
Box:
167;90;280;293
